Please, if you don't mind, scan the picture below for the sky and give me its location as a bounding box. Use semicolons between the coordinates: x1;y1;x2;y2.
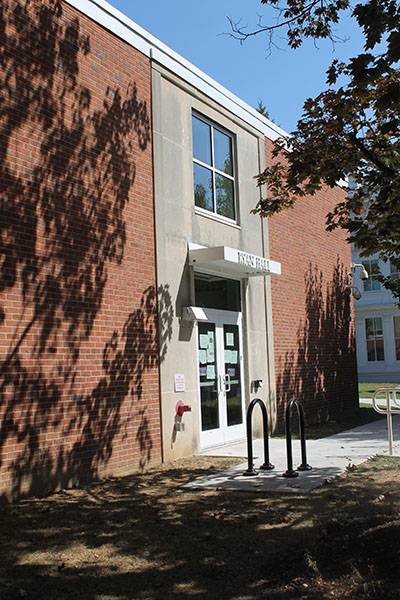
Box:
109;0;365;133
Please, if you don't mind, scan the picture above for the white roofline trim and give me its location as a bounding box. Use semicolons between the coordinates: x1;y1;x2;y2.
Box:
64;0;288;142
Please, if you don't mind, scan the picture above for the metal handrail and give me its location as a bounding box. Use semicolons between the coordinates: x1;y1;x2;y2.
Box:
372;387;400;455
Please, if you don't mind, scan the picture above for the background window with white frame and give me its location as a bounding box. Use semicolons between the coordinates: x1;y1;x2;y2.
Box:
394;316;400;360
365;317;384;361
192;114;236;221
362;260;381;291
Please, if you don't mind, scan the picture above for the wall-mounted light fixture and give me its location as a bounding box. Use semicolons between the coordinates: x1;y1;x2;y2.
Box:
251;379;263;393
350;262;369;281
347;262;369;300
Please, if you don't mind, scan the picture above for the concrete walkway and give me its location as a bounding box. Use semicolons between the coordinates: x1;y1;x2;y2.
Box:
360;396;400;408
185;415;400;494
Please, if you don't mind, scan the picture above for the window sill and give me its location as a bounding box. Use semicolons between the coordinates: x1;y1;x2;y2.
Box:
194;207;241;230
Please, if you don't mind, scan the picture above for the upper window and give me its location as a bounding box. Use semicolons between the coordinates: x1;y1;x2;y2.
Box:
362;260;381;291
192;114;236;221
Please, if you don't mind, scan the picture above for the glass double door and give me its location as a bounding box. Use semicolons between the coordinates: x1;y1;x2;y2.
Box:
198;309;245;448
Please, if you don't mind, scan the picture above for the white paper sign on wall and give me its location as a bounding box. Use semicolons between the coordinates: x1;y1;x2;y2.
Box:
174;373;185;392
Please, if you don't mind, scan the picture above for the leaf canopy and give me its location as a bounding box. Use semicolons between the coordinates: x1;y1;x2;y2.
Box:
242;0;400;297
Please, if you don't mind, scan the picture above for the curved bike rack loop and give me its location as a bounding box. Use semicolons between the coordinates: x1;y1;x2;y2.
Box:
283;397;312;478
243;398;275;476
372;387;400;455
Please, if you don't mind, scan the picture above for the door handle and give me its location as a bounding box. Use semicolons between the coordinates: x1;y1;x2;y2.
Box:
224;373;231;393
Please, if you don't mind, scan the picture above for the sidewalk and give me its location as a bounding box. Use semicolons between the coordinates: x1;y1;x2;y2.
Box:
360;396;400;407
185;415;400;494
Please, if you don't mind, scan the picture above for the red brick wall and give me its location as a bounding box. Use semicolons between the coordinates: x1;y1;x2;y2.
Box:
0;0;162;499
265;139;358;429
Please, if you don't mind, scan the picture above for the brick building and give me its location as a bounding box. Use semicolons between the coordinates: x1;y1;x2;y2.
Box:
0;0;358;498
267;138;358;428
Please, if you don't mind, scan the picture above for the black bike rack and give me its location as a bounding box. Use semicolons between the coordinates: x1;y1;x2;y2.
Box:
243;398;275;476
283;397;312;478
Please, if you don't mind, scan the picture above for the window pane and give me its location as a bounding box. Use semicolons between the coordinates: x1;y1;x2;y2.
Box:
195;273;241;311
224;324;242;427
370;261;380;275
214;129;233;175
192;116;211;165
215;174;234;219
198;323;219;431
365;319;374;339
375;317;383;336
194;163;213;211
394;317;400;338
372;278;381;291
396;339;400;361
366;340;376;361
376;339;385;361
363;277;372;292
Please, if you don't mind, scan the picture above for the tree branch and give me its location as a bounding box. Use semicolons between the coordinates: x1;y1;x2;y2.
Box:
227;0;328;43
348;131;398;178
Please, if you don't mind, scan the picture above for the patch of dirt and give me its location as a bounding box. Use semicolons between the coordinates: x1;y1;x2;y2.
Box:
0;455;399;600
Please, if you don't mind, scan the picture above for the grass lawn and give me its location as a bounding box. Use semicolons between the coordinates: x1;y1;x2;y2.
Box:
304;405;383;439
1;455;399;600
359;382;400;398
281;404;384;440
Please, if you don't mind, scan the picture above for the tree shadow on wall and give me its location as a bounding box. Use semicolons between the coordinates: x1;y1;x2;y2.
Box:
0;0;172;498
275;261;358;429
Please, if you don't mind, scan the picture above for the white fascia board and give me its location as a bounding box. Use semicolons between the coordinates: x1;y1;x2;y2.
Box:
63;0;288;142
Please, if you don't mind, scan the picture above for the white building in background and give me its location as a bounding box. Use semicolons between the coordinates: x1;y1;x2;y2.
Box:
352;249;400;383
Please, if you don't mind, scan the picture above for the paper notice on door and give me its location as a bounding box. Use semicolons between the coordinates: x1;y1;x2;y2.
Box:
225;332;234;347
206;349;215;363
199;349;207;364
206;364;215;379
199;334;208;349
224;349;232;363
231;350;238;363
207;332;214;351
